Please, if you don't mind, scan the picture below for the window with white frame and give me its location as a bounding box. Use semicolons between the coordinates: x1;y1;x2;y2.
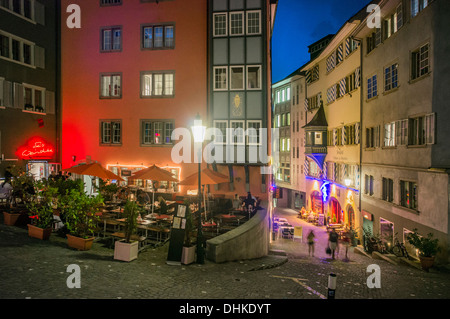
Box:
367;74;377;99
383;5;403;40
408;113;435;146
101;26;122;52
140;71;174;97
142;24;174;49
411;43;429;80
230;66;244;90
230;12;244;36
101;120;121;145
100;73;121;98
395;119;408;145
246;10;261;35
214;120;227;144
213;13;227;37
247;65;261;90
0;31;34;66
23;83;45;112
384;63;398;92
1;0;35;20
213;67;227;90
247;120;261;145
141;120;174;145
384;121;396;147
230;120;245;145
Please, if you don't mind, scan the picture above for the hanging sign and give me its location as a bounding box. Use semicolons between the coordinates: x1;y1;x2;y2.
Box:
16;137;55;160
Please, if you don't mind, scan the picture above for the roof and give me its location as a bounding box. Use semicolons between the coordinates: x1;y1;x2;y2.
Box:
303;103;328;128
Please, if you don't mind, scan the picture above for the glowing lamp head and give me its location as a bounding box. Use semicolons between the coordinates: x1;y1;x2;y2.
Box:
344;178;351;186
191;114;206;143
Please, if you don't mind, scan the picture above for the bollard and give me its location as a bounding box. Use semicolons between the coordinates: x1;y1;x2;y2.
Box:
327;273;337;299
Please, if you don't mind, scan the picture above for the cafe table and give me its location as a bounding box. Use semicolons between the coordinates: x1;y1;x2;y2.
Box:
219;214;245;226
202;221;218;235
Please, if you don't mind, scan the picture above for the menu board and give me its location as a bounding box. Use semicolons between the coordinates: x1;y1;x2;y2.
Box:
166;204;187;265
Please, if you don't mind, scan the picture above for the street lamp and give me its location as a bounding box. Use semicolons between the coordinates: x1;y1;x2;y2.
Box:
191;113;206;264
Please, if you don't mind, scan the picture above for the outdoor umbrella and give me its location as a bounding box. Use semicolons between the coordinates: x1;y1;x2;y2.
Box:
62;162;125;195
128;165;179;213
179;167;229;220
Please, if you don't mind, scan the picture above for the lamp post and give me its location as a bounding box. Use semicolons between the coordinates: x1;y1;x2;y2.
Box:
192;113;206;264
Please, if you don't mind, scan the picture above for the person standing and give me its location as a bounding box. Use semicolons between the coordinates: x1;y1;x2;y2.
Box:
307;230;315;257
328;228;339;260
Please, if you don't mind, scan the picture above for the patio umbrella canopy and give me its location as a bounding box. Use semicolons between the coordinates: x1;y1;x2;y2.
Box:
63;162;125;181
127;165;178;182
179;167;228;186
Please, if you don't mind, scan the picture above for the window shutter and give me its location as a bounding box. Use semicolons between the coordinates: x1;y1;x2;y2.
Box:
13;83;24;109
35;1;45;25
342;126;347;145
355;122;360;144
395;120;401;145
34;46;45;69
45;90;55;114
425;113;435;144
2;80;13;107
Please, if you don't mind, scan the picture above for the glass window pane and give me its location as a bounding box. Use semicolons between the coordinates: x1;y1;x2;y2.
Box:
154;74;163;95
165;26;174;47
144;27;153;48
154;27;163;48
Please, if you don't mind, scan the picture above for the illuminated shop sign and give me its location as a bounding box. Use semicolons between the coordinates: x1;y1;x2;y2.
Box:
16;137;55;160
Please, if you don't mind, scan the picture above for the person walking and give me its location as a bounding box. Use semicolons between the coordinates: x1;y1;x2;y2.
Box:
328;228;339;260
307;230;315;257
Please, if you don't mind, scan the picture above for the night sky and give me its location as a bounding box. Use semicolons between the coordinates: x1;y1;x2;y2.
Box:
271;0;371;83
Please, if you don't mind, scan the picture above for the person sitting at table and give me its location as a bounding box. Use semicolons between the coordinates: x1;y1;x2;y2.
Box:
243;192;256;214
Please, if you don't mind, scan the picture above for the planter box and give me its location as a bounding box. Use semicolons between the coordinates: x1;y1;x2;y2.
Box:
67;234;94;251
114;240;139;262
27;224;52;240
419;256;435;272
181;246;196;265
3;212;21;226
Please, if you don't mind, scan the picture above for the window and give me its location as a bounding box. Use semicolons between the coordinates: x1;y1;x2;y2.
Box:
408;114;435;146
230;66;244;90
307;93;320;111
247;65;261;90
346;37;359;56
0;34;9;58
366;126;380;148
345;124;356;145
411;43;429;80
382;178;394;202
1;0;35;20
364;174;374;196
384;63;398;91
247;120;261;145
101;120;122;145
400;180;417;210
246;10;261;35
384;122;396;147
230;121;245;145
142;24;175;50
100;73;121;98
367;28;381;54
411;0;429;18
213;67;227;90
23;84;45;112
213;13;227;37
214;120;227;144
395;119;408;145
100;0;122;6
140;71;175;97
141;120;174;145
336;43;343;65
101;27;122;52
367;75;377;99
230;12;244;36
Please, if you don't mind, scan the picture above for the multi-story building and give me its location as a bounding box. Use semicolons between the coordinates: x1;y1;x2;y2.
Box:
272;68;306;209
60;0;208;193
60;0;277;199
207;0;277;198
301;9;365;230
0;0;59;179
352;0;450;262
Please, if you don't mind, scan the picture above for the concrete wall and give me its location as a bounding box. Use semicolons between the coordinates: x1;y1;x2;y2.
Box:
205;202;269;263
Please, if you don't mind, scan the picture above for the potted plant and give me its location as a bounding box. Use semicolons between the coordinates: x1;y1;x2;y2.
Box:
59;188;103;251
114;200;141;262
26;182;57;240
406;229;440;272
181;201;196;265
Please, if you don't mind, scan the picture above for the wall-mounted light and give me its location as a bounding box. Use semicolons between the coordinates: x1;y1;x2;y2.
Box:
344;178;351;186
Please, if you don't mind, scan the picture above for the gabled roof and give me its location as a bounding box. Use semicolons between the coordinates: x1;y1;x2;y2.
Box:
303;103;327;128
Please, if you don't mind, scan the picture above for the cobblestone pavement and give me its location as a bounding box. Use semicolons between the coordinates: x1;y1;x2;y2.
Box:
1;207;449;304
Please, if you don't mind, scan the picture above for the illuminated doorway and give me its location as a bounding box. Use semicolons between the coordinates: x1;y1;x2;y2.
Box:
330;198;342;224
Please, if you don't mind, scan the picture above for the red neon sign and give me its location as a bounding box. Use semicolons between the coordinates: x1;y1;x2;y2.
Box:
16;137;55;160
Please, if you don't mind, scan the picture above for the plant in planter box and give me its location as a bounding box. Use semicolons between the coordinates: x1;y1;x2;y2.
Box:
59;189;103;250
406;229;440;272
114;200;143;262
25;182;58;240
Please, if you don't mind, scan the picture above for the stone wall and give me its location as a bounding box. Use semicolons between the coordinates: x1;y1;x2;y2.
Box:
205;202;270;263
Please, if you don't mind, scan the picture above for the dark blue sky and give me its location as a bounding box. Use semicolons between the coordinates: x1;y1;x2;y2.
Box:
271;0;369;83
